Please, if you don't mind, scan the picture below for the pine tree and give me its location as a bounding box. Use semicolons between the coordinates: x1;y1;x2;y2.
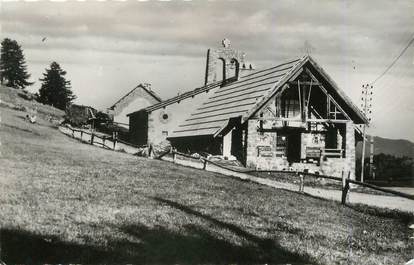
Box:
0;38;34;89
38;62;76;110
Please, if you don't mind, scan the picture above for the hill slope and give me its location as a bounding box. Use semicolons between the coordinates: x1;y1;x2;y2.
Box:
0;101;412;264
357;136;414;158
0;85;65;122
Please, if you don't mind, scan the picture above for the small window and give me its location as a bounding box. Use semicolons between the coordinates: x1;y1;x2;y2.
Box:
329;104;344;120
162;114;169;120
162;131;168;137
276;135;287;157
283;99;300;118
277;135;287;147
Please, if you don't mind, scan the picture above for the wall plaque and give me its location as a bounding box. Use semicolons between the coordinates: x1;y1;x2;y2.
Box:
257;145;273;157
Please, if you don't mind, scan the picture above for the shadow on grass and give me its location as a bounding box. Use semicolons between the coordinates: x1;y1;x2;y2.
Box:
0;229;114;264
346;203;414;224
148;196;315;264
1;224;314;265
0;198;316;264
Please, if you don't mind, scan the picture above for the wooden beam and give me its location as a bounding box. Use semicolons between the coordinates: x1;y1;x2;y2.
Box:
255;117;302;122
288;81;321;86
305;68;352;121
302;80;306;121
307;118;350;123
288;67;303;82
254;117;349;123
298;80;302;119
306;79;313;111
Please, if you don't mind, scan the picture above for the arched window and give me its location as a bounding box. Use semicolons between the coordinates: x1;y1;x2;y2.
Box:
215;58;226;82
230;58;240;80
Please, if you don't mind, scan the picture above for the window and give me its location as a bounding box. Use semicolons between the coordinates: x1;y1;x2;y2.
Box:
329;104;344;120
284;99;300;118
276;134;288;157
162;131;168;137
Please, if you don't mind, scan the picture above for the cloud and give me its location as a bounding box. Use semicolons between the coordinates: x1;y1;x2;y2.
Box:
0;0;413;141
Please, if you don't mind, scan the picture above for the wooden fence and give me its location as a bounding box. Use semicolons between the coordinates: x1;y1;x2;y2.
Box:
58;129;414;205
161;150;414;205
60;126;145;154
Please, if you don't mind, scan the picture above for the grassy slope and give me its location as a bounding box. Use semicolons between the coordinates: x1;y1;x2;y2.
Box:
0;89;413;264
0;86;65;121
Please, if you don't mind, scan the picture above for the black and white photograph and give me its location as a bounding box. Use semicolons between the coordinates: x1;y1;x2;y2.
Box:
0;0;413;264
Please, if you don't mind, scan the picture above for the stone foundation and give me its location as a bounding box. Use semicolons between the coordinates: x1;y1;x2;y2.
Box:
245;119;357;179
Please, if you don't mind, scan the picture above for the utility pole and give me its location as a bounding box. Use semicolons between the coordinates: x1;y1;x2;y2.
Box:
360;84;373;182
369;135;374;179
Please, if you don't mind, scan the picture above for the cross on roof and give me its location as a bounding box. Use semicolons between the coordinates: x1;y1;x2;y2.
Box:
222;38;231;48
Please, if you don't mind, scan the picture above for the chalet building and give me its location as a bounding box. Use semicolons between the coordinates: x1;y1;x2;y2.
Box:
127;41;368;179
107;83;162;128
66;104;97;126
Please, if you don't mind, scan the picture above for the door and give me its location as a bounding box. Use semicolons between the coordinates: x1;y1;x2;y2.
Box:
287;131;301;163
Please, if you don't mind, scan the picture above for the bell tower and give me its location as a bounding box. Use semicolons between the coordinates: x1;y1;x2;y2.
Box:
204;39;254;85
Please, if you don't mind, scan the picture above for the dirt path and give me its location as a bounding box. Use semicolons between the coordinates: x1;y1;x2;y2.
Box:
201;161;414;213
248;175;414;213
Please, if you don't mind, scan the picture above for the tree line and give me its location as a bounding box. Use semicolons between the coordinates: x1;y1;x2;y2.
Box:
356;153;413;187
0;38;76;110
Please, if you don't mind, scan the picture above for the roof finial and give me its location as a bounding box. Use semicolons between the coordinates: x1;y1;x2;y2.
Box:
301;40;315;55
222;38;231;48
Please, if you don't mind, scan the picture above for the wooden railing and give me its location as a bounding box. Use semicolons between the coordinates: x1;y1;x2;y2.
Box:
322;148;343;158
305;147;343;161
305;147;321;159
62;126;146;150
275;146;286;157
162;150;414;205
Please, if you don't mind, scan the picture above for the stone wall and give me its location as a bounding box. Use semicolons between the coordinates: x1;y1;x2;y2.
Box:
246;119;288;170
245;118;356;178
320;158;346;178
111;84;161;126
205;40;253;85
145;90;217;146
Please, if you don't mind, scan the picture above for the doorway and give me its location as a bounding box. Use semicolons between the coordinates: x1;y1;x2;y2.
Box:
287;131;301;163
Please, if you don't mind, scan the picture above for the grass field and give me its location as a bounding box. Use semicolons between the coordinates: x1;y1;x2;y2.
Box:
0;88;413;264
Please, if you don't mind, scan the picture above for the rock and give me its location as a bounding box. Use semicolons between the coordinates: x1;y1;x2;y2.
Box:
151;140;172;157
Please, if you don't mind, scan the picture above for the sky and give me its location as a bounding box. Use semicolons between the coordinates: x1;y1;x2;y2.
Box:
1;0;413;142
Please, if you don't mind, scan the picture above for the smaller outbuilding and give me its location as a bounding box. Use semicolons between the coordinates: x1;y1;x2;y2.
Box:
107;83;162;128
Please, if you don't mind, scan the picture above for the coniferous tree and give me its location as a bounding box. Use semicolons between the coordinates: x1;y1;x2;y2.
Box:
0;38;34;89
38;62;76;110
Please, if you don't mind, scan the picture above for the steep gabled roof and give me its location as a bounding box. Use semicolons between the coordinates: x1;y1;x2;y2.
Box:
168;58;303;138
168;55;368;139
110;83;162;116
127;80;224;116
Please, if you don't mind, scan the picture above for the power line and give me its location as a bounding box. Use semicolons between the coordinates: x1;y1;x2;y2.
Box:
371;33;414;85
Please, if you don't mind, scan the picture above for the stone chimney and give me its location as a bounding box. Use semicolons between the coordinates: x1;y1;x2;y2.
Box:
204;39;253;85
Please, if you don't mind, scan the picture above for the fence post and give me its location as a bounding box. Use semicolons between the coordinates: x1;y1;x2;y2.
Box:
103;136;106;147
299;173;304;193
72;129;75;138
203;158;207;170
90;132;94;145
341;174;350;205
148;144;153;158
80;131;83;140
113;132;117;150
173;151;176;163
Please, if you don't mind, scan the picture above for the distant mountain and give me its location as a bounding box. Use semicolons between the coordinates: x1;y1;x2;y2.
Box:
356;136;414;158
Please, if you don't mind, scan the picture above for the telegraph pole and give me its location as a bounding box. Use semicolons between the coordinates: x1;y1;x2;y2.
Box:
369;135;374;179
360;84;373;182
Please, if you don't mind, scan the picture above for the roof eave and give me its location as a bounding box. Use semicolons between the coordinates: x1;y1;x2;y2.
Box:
241;55;309;123
306;56;369;125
